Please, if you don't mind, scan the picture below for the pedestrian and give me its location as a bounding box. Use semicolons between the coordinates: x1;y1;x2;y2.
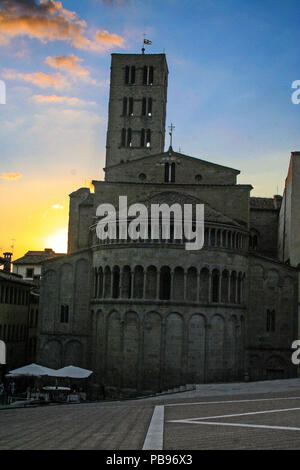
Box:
0;381;4;405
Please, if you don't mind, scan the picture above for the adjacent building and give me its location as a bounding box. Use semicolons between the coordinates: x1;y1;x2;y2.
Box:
13;248;64;281
0;253;34;371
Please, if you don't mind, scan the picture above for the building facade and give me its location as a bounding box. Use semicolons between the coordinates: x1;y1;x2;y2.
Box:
0;254;34;371
37;53;299;396
13;248;64;281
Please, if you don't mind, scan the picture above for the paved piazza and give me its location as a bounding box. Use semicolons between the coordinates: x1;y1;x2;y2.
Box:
2;380;300;450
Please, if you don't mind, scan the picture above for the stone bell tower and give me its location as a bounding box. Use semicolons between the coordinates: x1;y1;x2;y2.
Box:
105;53;169;169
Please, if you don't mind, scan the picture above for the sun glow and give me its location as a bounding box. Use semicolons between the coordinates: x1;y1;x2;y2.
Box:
45;228;68;254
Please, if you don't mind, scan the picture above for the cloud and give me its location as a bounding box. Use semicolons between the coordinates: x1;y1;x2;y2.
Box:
45;54;98;84
95;30;124;47
1;172;22;180
45;54;88;76
2;69;68;90
51;203;64;209
32;94;96;106
0;0;124;51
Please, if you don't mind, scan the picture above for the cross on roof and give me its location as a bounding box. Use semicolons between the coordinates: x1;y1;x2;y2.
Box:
168;123;175;148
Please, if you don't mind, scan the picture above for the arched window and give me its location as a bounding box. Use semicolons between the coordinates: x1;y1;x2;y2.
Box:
121;128;126;147
149;66;154;84
125;65;130;84
230;271;237;303
112;267;120;299
164;162;169;182
127;128;132;147
148;98;152;116
187;267;197;301
145;266;157;299
134;266;144;298
140;128;145;147
129;97;134;115
143;66;148;85
237;272;243;303
221;270;229;303
212;269;220;302
98;267;103;298
170;162;175;182
164;162;175;182
121;266;131;299
143;65;154;85
104;266;111;298
146;129;151;147
159;266;171;300
173;267;184;300
60;305;69;323
130;66;135;84
266;310;276;332
125;65;135;84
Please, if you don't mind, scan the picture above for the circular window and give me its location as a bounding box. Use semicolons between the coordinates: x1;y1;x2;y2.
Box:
195;174;202;182
139;173;146;181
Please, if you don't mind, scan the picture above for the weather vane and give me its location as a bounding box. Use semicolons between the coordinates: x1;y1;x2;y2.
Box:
168;123;175;148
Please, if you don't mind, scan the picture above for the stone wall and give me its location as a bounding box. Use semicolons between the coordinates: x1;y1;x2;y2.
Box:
37;250;92;369
246;254;298;380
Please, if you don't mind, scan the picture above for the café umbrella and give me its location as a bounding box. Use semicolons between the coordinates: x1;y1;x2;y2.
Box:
7;363;57;377
54;365;93;379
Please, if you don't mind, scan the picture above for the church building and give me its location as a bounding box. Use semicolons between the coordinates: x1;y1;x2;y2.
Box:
37;52;299;396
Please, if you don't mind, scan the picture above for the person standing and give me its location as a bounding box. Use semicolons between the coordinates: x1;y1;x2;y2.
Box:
0;381;4;405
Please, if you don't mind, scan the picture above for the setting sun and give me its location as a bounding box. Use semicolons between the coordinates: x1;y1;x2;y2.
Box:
44;228;68;254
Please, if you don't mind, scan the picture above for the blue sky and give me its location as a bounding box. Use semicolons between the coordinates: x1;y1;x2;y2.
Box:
0;0;299;255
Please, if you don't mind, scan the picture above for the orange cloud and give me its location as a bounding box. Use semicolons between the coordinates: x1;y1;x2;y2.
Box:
2;69;68;90
1;172;22;180
0;0;124;51
32;94;96;106
95;30;124;47
45;54;88;77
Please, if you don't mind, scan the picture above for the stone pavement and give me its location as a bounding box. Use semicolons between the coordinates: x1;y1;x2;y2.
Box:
2;379;300;450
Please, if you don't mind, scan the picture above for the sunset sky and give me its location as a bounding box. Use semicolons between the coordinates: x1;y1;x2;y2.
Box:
0;0;299;259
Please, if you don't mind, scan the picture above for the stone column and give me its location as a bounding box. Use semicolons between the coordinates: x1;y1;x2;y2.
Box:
208;270;212;303
130;271;134;299
110;270;114;299
183;271;187;301
197;271;200;302
143;268;147;299
156;268;160;300
170;269;174;300
94;268;98;298
219;269;222;303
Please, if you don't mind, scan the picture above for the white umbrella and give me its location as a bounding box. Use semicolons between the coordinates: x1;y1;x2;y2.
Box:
54;365;93;379
7;363;57;377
